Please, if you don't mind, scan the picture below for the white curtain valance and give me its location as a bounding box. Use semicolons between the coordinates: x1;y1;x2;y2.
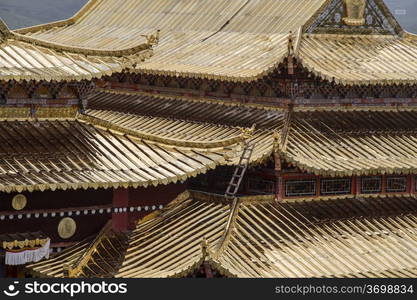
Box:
5;239;50;266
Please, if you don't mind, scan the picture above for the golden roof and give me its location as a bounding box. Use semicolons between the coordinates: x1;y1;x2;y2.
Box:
18;0;325;82
284;108;417;176
299;33;417;85
88;89;285;128
118;191;417;278
11;0;417;84
0;18;152;82
27;222;127;278
89;89;417;176
0;89;286;193
34;191;417;278
87;89;285;165
0;107;262;193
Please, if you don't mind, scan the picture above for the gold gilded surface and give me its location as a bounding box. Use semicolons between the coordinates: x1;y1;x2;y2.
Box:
343;0;366;26
58;218;77;239
3;0;417;84
15;0;326;82
115;192;417;278
299;33;417;85
283;110;417;176
12;194;27;211
3;237;49;250
0;112;270;193
24;191;417;278
27;224;128;278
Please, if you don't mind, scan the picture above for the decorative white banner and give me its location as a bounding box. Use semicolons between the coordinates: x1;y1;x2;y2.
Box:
5;239;50;266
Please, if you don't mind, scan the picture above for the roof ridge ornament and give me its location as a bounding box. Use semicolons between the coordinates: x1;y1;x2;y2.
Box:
240;124;256;139
287;31;295;75
141;29;161;47
343;0;366;26
0;19;10;43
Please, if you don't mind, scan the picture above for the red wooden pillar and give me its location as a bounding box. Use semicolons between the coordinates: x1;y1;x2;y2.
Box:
112;184;187;232
112;188;130;232
408;175;413;194
352;176;357;196
274;151;284;201
381;175;387;194
356;176;361;196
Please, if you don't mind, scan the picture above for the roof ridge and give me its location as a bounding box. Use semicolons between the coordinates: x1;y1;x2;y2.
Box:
210;197;241;260
64;220;113;278
79;112;245;149
12;32;152;57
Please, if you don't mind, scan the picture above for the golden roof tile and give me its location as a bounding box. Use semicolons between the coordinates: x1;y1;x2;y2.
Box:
0;116;248;193
28;222;127;278
26;191;417;278
298;33;417;85
14;0;417;84
284;109;417;176
15;0;326;82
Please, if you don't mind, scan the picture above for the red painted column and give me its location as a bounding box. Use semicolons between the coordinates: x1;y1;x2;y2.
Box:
352;176;357;196
356;176;361;196
112;184;187;232
274;151;284;202
112;188;129;232
408;175;413;194
381;175;387;194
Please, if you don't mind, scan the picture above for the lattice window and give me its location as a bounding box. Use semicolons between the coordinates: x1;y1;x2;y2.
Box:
361;177;382;194
285;180;316;197
386;177;407;193
247;178;275;195
320;178;352;195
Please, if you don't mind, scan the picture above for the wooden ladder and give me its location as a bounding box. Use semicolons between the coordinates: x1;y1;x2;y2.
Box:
225;141;255;200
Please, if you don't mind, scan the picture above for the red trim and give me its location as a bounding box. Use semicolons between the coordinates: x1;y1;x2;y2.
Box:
51;242;76;248
381;175;387;194
282;173;316;180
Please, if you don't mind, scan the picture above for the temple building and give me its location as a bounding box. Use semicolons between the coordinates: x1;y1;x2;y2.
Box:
0;0;417;278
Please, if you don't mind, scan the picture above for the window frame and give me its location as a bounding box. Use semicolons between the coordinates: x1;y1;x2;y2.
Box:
386;176;408;193
285;179;317;197
360;176;382;194
320;178;352;196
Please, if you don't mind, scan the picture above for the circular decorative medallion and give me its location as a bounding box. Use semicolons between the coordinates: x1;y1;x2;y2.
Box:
58;217;77;239
12;194;27;211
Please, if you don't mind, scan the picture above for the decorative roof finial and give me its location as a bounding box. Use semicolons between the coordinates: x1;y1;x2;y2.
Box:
288;31;294;56
141;29;161;47
241;124;256;139
343;0;366;26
